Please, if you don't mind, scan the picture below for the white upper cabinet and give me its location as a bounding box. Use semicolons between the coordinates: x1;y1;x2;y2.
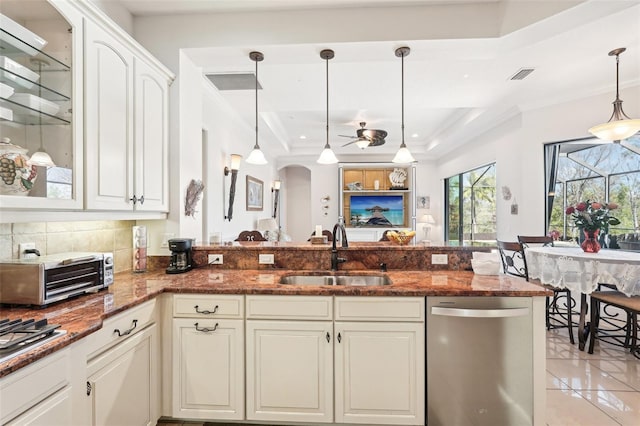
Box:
84;19;170;212
0;0;84;211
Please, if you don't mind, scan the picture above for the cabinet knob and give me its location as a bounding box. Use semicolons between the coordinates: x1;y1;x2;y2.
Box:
139;195;145;205
326;332;330;343
337;332;342;343
129;195;137;204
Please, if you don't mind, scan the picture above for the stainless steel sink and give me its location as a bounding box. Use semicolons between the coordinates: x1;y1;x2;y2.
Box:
279;274;392;286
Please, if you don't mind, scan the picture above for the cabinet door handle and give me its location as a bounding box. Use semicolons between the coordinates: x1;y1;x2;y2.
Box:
114;319;137;337
337;332;342;343
326;332;330;343
139;195;145;205
195;322;218;332
194;305;219;315
129;195;137;204
86;381;92;396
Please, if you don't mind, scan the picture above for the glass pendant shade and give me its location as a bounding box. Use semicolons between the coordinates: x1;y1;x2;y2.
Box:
355;139;370;149
29;148;55;167
588;118;640;141
317;49;338;165
317;143;339;164
246;145;267;164
392;143;416;164
589;47;640;142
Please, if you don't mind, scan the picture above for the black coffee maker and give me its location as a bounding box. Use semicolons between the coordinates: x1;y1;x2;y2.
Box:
166;238;193;274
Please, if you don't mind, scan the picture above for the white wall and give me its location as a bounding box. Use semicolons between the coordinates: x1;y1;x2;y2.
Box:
434;84;640;242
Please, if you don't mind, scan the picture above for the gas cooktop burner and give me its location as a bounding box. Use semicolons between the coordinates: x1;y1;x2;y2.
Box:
0;318;66;364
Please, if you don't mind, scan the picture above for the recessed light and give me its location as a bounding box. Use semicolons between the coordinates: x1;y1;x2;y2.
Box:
299;135;307;139
463;74;469;79
411;133;419;138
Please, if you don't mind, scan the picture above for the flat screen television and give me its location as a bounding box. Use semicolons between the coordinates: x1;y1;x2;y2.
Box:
349;195;404;226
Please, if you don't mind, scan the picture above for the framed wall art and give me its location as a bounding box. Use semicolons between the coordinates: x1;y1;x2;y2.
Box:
246;175;264;211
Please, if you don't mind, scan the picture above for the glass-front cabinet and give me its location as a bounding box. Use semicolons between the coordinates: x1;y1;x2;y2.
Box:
0;0;82;210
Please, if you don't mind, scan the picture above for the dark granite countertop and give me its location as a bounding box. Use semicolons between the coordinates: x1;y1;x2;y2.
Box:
0;267;548;378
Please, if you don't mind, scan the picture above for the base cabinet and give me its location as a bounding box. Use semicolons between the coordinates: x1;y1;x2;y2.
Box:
86;323;157;426
246;320;334;423
5;387;72;426
172;318;244;420
171;294;245;420
334;322;424;425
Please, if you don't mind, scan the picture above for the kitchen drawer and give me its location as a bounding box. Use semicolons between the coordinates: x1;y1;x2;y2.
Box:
335;296;425;322
86;299;157;358
0;349;69;424
246;295;333;320
173;294;244;319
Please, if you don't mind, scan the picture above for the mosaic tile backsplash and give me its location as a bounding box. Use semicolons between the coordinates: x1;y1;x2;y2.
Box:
0;221;136;273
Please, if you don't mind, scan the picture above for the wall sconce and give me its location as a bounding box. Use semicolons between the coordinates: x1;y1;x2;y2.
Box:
224;154;242;221
272;180;281;219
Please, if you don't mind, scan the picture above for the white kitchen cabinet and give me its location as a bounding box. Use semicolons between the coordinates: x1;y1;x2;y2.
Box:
0;349;71;425
334;322;424;425
5;387;72;426
334;297;425;425
84;299;159;426
84;19;169;212
86;323;158;426
245;295;334;423
171;294;244;420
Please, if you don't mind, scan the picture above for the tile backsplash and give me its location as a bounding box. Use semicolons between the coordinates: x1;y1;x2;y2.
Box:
0;221;136;273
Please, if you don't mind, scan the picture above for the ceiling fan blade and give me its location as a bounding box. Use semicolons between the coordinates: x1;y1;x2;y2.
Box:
341;140;359;147
338;134;357;139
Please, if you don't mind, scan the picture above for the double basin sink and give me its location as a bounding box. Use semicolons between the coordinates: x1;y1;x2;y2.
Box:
279;273;392;287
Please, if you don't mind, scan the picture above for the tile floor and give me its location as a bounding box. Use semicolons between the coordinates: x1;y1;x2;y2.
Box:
158;329;640;426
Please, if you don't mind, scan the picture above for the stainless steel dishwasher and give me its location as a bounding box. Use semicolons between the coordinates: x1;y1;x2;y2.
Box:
427;297;533;426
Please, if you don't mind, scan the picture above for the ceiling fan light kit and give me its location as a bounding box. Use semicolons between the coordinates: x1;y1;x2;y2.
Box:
588;47;640;142
245;51;268;165
317;49;339;164
340;121;388;149
392;46;416;164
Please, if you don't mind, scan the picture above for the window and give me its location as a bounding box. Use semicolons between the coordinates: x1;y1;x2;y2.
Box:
545;135;640;244
445;163;496;246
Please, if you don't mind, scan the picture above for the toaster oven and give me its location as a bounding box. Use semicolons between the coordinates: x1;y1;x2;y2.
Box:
0;252;113;306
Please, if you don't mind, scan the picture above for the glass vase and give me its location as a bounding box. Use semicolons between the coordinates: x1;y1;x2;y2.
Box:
580;229;601;253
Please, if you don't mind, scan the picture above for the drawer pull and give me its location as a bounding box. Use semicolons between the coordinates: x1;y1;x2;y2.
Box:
194;304;219;315
195;322;219;333
114;319;138;337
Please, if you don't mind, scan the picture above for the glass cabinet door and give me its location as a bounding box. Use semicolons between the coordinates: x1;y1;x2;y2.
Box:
0;0;79;208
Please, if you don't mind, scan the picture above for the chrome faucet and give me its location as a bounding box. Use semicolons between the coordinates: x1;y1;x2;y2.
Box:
331;222;349;271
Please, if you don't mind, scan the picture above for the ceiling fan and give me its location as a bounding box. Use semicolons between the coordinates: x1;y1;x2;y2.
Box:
339;122;387;149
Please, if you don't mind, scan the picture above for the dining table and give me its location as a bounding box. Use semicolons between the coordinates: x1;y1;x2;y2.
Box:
525;246;640;350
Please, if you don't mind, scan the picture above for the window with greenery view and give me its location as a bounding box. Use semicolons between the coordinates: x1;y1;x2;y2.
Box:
445;163;496;246
546;135;640;249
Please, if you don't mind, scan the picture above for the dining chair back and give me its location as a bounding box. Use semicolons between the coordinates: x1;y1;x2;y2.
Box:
235;230;268;242
518;235;576;344
496;240;529;280
588;291;640;359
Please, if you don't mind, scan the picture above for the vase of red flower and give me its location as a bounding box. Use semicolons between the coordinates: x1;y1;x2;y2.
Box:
565;200;620;253
581;228;601;253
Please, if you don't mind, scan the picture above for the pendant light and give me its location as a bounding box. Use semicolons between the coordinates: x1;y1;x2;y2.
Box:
245;51;268;165
588;47;640;142
28;58;55;167
317;49;339;164
392;46;416;164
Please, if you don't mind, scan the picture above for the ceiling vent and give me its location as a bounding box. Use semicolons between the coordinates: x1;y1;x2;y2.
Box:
509;68;535;81
206;73;262;90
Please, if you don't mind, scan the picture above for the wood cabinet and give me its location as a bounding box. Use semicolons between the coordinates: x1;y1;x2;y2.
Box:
84;299;159;426
0;349;71;425
84;21;169;212
339;163;416;237
245;295;425;425
334;297;425;425
0;0;83;211
245;295;334;423
171;294;244;420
